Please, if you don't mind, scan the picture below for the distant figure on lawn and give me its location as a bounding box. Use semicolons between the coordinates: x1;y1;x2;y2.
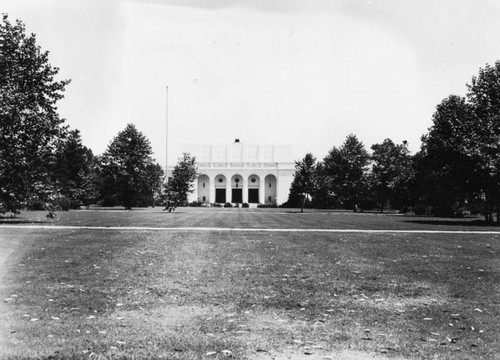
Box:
163;200;177;213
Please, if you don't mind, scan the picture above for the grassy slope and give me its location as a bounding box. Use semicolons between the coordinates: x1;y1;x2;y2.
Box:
0;210;499;359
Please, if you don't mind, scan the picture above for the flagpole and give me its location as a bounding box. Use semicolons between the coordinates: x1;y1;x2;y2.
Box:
165;85;168;182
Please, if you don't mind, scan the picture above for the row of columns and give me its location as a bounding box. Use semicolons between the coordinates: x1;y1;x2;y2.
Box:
194;174;275;204
210;178;266;204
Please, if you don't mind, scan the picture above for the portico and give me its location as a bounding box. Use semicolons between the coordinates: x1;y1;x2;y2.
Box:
178;140;295;205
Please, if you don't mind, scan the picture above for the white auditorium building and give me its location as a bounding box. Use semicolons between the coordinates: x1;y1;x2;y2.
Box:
171;139;295;205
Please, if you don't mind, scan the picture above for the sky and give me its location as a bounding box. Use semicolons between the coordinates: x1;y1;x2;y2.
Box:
3;0;500;167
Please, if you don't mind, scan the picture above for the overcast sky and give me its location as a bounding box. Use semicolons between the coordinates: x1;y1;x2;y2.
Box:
4;0;500;167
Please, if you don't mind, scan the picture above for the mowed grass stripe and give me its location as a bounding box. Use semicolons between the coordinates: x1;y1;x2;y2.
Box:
2;224;500;234
3;208;498;231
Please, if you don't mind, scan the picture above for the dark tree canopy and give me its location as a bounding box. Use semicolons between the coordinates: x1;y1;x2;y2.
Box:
418;61;500;221
419;95;479;216
370;139;414;212
52;129;96;208
164;153;198;206
99;124;162;209
0;14;70;213
286;153;316;213
466;61;500;221
324;134;370;209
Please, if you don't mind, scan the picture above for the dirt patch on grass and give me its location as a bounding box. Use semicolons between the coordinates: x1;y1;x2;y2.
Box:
0;231;26;354
254;349;406;360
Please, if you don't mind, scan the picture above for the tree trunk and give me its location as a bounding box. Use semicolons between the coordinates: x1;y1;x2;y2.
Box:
484;202;492;223
301;195;306;213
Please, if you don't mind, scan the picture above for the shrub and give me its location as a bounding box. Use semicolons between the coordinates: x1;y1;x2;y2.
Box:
55;196;72;211
188;201;203;207
431;204;456;217
224;202;233;208
257;203;277;208
242;203;249;208
99;195;118;207
413;203;427;216
27;200;45;211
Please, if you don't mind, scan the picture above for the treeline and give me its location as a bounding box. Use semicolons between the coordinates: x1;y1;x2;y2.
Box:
1;15;198;214
45;124;166;211
284;135;414;213
286;60;500;222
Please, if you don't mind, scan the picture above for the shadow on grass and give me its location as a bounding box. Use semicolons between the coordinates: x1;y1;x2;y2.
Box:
280;209;355;214
402;219;499;227
0;219;49;224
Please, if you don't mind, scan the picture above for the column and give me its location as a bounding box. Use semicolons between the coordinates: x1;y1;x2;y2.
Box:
242;176;248;204
209;175;215;204
226;176;232;203
192;177;198;202
274;175;278;205
259;177;266;204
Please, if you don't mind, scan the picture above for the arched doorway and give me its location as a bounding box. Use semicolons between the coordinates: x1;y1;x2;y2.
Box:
231;174;243;204
214;174;227;203
197;175;210;203
247;175;260;204
264;175;277;204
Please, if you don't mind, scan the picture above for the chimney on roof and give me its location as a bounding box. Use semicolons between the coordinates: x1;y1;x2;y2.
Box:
234;138;240;143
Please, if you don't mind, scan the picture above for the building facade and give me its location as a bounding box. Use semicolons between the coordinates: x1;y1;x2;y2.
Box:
173;140;295;205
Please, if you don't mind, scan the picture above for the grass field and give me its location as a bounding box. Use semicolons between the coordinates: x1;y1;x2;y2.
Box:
0;208;499;359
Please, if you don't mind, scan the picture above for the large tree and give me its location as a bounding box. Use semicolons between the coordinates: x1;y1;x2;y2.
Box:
286;153;316;213
324;134;370;210
369;139;414;212
99;124;162;209
419;95;479;216
0;14;70;213
52;129;96;208
466;61;500;221
311;161;332;209
163;153;197;207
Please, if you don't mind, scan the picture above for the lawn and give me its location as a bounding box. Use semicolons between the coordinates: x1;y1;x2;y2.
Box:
2;207;499;231
0;208;499;359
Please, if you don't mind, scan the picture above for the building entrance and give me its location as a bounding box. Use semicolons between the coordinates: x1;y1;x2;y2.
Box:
248;189;259;203
215;189;226;203
232;189;243;203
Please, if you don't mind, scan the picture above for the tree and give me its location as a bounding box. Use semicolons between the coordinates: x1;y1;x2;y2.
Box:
287;153;316;213
419;95;479;216
52;129;96;208
145;163;164;207
369;139;414;212
466;61;500;222
0;14;70;213
324;134;370;210
163;153;197;207
98;124;162;209
311;161;332;209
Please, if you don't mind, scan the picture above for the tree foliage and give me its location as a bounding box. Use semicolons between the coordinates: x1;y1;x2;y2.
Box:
286;153;316;212
164;153;197;206
98;124;162;209
418;95;479;216
466;61;500;221
418;61;500;221
0;14;70;213
324;134;370;209
52;129;96;208
370;139;414;212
